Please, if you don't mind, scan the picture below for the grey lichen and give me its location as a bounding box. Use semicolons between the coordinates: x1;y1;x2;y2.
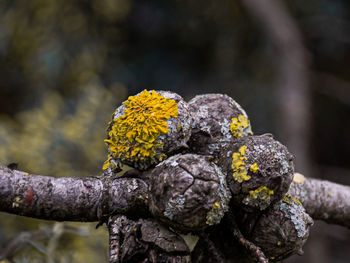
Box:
188;93;253;156
206;164;231;225
164;194;185;220
147;154;231;232
280;199;312;238
250;198;313;261
126;178;139;193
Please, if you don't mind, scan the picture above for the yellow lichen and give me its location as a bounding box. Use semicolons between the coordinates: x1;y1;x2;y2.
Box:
206;201;224;225
12;197;22;208
102;156;111;170
243;186;274;210
103;90;178;170
232;145;250;183
282;194;302;206
212;201;221;209
249;163;259;173
230;114;250;138
248;186;274;200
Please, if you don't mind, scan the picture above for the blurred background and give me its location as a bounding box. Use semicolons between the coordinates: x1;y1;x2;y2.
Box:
0;0;349;262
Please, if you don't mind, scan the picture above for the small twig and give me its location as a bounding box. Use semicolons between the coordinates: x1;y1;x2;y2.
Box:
0;230;49;261
0;223;88;261
227;212;268;263
108;215;122;263
47;223;64;263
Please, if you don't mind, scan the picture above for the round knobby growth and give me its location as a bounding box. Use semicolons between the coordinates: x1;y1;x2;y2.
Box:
218;134;294;212
249;195;313;262
103;90;192;171
109;216;191;262
146;154;231;232
188;93;253;156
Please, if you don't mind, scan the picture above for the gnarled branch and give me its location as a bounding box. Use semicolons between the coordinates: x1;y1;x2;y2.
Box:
0;166;148;222
289;173;350;229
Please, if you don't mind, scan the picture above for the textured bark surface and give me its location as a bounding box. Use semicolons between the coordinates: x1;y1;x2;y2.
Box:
0;166;148;221
289;174;350;229
218;134;294;212
107;215;191;263
2;166;350;262
249;198;313;261
146;154;230;232
188;93;252;157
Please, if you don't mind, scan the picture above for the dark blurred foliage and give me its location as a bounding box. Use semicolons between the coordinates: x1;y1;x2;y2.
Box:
0;0;350;262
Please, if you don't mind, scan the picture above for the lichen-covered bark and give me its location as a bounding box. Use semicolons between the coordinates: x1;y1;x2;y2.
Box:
0;166;148;221
188;93;252;157
2;166;350;262
288;174;350;229
218;134;294;212
146;154;230;232
107;215;190;263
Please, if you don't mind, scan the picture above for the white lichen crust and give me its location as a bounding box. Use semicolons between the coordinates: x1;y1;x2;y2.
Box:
188;94;252;156
147;154;231;232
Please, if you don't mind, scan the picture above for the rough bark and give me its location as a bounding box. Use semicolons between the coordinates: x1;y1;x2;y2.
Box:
0;165;148;222
2;167;350;234
107;215;191;263
289;173;350;229
2;165;350;262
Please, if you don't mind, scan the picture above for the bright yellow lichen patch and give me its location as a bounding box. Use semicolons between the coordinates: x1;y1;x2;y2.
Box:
231;145;251;183
282;194;302;206
12;197;22;208
248;186;274;200
102;156;112;170
249;163;259;173
212;201;221;209
104;90;178;170
230;114;250;138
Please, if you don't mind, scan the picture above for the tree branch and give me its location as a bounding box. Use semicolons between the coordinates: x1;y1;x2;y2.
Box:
0;166;148;222
289;173;350;229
